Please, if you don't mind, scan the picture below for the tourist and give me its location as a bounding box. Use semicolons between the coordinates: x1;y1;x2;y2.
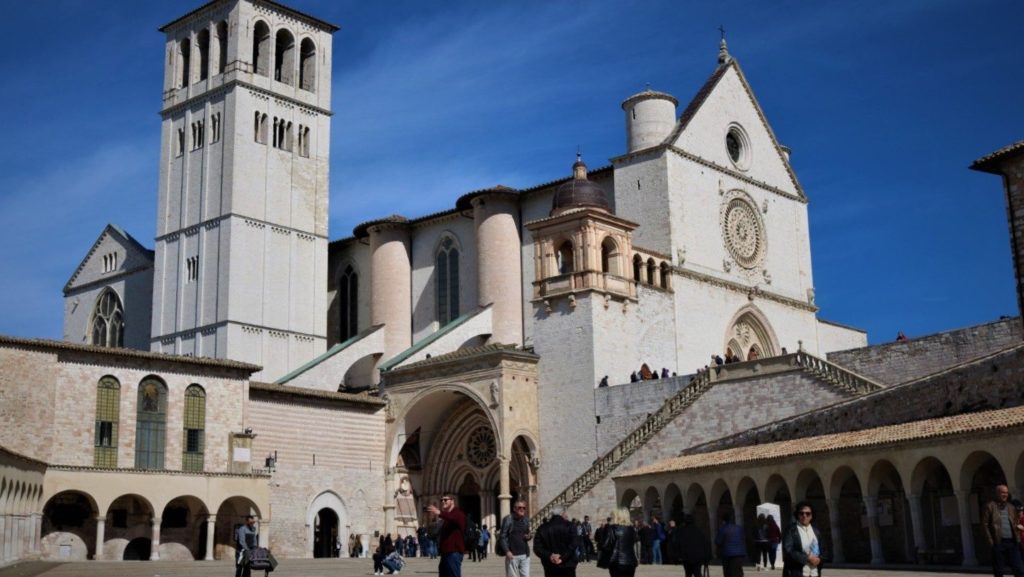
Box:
650;516;665;565
765;515;782;570
478;524;490;560
426;494;466;577
676;514;711;577
981;484;1024;577
661;368;670;378
534;504;578;577
499;500;532;577
715;511;746;577
630;371;639;383
599;375;609;387
407;535;418;558
372;545;385;575
598;508;638;577
582;515;595;562
664;519;679;565
235;515;258;577
754;514;770;570
781;502;827;577
396;533;406;557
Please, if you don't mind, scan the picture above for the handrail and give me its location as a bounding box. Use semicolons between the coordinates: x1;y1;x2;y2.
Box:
791;351;884;394
530;370;714;528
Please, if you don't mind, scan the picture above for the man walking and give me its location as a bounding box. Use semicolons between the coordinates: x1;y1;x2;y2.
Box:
534;505;578;577
981;484;1024;577
500;500;533;577
427;495;466;577
235;515;258;577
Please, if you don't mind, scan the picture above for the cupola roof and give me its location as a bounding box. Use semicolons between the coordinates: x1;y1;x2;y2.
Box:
551;154;609;216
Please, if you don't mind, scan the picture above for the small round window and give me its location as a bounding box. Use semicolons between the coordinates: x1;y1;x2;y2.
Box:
725;124;751;170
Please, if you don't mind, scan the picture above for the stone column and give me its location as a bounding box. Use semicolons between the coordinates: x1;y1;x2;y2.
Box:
498;458;512;520
863;496;884;564
31;513;41;554
472;191;523;346
150;517;162;561
826;499;845;564
383;472;396;535
205;516;216;561
368;222;411;369
259;520;270;548
955;491;977;566
94;517;106;560
907;494;926;562
0;516;7;563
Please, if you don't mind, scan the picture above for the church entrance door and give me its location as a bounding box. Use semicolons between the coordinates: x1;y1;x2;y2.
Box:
313;508;339;558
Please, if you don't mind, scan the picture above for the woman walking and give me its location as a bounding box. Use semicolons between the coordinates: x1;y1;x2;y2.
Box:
599;509;640;577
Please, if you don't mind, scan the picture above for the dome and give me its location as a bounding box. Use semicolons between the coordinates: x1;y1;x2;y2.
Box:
551;156;609;215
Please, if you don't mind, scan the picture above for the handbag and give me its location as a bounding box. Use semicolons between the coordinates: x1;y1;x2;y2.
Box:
495;515;512;556
596;530;615;569
248;547;278;572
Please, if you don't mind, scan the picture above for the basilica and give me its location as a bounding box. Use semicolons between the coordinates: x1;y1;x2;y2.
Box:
2;0;1023;570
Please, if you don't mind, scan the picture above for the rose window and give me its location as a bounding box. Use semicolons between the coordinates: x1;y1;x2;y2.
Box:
466;427;496;468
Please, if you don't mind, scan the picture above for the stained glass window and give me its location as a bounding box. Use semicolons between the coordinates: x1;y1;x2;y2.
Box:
94;376;120;468
135;377;167;469
182;385;206;472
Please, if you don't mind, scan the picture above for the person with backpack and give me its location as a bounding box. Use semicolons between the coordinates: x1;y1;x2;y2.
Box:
478;524;490;560
465;516;480;561
715;511;747;577
498;500;532;577
426;495;466;577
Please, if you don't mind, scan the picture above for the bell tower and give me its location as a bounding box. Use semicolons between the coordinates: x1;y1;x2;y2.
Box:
151;0;337;380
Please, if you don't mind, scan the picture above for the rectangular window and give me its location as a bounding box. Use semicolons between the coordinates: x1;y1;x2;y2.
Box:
177;128;185;156
96;421;114;447
186;428;202;453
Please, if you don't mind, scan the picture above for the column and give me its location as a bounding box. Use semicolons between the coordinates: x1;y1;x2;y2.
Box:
955;491;977;566
826;498;845;564
907;494;926;562
31;514;41;554
498;458;512;520
0;516;7;563
205;516;216;561
383;472;396;535
94;517;106;560
863;496;884;564
150;517;162;561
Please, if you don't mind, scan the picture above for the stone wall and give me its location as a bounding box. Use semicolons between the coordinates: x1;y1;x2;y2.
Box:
566;368;855;520
826;317;1022;386
692;342;1024;454
249;394;386;559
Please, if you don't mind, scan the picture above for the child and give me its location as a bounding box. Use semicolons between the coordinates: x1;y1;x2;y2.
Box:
372;546;384;576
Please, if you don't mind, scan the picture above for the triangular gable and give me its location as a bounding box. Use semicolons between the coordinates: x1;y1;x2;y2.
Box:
667;59;806;200
64;224;154;294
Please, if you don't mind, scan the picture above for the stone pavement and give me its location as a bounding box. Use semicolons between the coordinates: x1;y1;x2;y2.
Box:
0;557;986;577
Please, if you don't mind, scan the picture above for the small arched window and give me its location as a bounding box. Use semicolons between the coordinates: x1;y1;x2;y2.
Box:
178;37;191;88
275;29;296;85
601;237;620;275
299;38;316;92
94;376;120;468
339;265;358;341
196;29;210;81
216;21;228;75
646;258;656;285
557;241;574;275
633;254;643;282
135;377;168;470
252;20;271;76
91;289;124;348
436;237;460;326
660;262;670;289
182;385;206;472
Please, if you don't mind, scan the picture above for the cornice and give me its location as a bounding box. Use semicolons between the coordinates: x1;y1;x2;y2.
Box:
155;213;328;243
666;146;805;204
64;265;154;297
48;464;271;479
674;267;817;312
161;79;332;118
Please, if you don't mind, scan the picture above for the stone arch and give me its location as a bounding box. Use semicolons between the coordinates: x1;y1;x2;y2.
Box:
274;27;296;85
960;450;1007;565
299;37;317;92
685;482;711;537
833;466;869;563
103;493;156;561
723;304;779;361
41;490;99;560
508;434;538;512
600;235;622;276
251;20;271;76
764;474;791;510
196;28;210;81
646;258;656;285
215;497;262;560
90;288;124;348
736;476;760;553
868;459;912;563
632;254;643;282
557;239;575;275
659;262;671;289
335;260;360;343
909;456;960;562
709;478;733;524
308;491;347;559
643;486;661;521
160;495;210;560
1015;450;1024;495
390;383;499;471
435;233;462;326
620;488;640;511
664;483;684;524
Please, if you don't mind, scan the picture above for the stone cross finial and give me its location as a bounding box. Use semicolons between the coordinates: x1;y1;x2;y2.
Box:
718;26;731;65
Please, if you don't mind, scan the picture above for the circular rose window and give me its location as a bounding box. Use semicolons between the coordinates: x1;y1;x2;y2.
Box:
721;195;766;269
466;427;496;468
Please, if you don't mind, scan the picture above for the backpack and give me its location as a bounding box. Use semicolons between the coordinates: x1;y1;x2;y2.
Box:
464;518;480;550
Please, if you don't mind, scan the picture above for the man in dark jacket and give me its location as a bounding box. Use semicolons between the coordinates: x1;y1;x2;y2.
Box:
427;494;466;577
533;505;578;577
981;484;1024;577
676;514;711;577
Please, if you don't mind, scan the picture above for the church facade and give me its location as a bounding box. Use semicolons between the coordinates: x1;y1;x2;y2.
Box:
4;0;1022;569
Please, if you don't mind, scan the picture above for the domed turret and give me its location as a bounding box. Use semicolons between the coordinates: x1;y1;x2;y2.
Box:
622;87;678;154
551;155;609;216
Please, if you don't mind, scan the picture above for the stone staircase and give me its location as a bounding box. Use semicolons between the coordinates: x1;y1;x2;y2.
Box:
529;351;881;527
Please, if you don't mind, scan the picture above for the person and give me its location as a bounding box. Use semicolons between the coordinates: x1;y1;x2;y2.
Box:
661;368;670;378
581;516;595;562
599;508;638;577
765;515;782;570
235;515;258;577
715;511;746;577
896;330;908;341
499;500;532;577
630;371;639;383
534;504;578;577
676;514;711;577
407;535;418;558
395;533;406;557
981;484;1024;577
373;545;385;576
782;502;829;577
650;516;665;565
664;519;679;565
595;518;611;549
427;494;466;577
754;514;770;570
466;516;480;562
599;376;609;387
479;524;490;560
383;549;404;574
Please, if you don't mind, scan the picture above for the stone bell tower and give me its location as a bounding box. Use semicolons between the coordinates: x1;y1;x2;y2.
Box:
151;0;336;380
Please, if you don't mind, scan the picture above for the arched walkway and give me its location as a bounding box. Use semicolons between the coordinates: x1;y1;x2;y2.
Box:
41;491;98;560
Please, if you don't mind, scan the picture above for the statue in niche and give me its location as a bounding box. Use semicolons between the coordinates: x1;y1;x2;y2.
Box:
394;476;417;522
489;380;500;407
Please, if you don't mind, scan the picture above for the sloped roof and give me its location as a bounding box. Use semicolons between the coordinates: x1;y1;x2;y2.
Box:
619;405;1024;478
378;305;493;372
250;381;385;407
392;342;536;373
64;224;154;293
971;141;1024;174
274;324;384;385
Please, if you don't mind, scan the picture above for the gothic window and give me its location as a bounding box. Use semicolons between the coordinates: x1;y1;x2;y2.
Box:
275;29;296;85
90;289;124;348
182;385;205;472
191;120;205;150
339;265;358;341
253;21;271;76
186;256;199;282
436;237;460;326
215;21;228;75
556;241;574;275
135;377;168;470
102;252;118;273
633;254;642;282
94;376;120;468
646;258;656;285
178;38;191;88
299;38;316;92
196;29;210;81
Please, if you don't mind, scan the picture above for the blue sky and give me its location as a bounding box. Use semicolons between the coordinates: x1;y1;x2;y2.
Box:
0;0;1020;345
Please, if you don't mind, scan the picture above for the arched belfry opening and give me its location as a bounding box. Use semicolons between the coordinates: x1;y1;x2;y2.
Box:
723;306;778;361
